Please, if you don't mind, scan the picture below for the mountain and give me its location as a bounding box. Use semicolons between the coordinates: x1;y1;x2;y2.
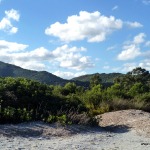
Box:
0;61;68;85
0;61;123;87
72;73;124;84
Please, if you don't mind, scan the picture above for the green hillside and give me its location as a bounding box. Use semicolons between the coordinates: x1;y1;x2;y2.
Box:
0;61;68;85
72;73;124;83
0;61;123;87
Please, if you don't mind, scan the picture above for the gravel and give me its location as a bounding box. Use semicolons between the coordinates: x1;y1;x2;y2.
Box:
0;109;150;150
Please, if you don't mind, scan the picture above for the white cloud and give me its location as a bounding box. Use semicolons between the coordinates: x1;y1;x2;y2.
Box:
52;44;86;56
117;33;146;61
45;11;123;43
0;41;53;70
121;60;150;73
0;18;12;30
125;21;143;28
115;61;150;73
11;60;47;71
133;33;146;44
9;27;18;34
28;47;53;60
118;44;141;60
0;40;28;52
112;5;118;11
24;62;47;71
0;9;20;34
53;71;86;79
52;45;94;70
0;46;53;70
5;9;20;21
0;40;94;72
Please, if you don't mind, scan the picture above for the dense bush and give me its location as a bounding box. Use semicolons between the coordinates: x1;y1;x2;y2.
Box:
0;67;150;124
0;77;89;124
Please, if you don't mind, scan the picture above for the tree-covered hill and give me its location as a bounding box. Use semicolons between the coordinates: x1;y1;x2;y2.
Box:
72;73;124;84
0;61;68;85
0;61;123;87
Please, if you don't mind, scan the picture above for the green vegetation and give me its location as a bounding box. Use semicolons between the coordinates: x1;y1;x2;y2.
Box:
0;67;150;125
0;77;92;124
72;72;123;84
0;61;123;87
0;61;68;85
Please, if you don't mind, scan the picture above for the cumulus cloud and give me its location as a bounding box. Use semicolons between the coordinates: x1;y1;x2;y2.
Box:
0;9;20;34
114;60;150;73
5;9;20;21
0;40;41;69
125;21;143;28
11;60;47;71
0;40;28;52
0;40;94;72
117;33;146;61
52;44;94;70
0;41;51;70
45;11;123;43
53;71;86;79
121;60;150;73
133;33;146;44
118;44;141;60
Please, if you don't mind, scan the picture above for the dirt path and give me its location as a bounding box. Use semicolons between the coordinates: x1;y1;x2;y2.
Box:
0;109;150;150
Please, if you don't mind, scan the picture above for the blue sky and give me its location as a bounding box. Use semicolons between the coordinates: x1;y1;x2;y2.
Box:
0;0;150;79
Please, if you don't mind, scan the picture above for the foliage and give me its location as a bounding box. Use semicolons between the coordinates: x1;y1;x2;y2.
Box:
90;74;102;88
0;67;150;125
73;72;123;84
0;61;67;86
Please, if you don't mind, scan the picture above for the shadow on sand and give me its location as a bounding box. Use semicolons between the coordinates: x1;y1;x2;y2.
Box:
0;122;131;138
102;125;131;133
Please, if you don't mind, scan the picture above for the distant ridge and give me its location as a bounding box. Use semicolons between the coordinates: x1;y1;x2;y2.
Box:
0;61;123;86
0;61;68;85
72;72;124;84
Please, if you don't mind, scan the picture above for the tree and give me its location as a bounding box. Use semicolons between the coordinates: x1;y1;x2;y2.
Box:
115;67;150;90
84;84;102;108
127;67;149;76
107;83;125;98
128;82;148;97
90;74;102;88
127;67;150;84
61;82;77;95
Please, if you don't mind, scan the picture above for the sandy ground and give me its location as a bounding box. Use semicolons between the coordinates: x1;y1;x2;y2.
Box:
0;109;150;150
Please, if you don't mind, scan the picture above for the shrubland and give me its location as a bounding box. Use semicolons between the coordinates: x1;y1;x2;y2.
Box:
0;67;150;124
